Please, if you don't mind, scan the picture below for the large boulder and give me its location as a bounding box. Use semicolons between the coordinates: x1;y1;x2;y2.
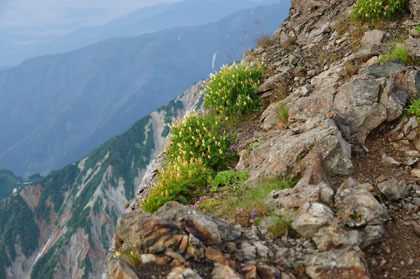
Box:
335;185;388;247
237;117;353;178
154;202;242;245
115;210;187;256
312;224;362;252
377;179;409;200
291;202;334;239
304;248;370;279
265;159;335;216
334;75;408;145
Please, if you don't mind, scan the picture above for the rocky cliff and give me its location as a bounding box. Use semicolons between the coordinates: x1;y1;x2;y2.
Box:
108;0;420;278
0;81;203;279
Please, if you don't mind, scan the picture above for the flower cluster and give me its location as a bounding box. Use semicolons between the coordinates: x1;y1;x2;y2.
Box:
228;133;252;154
203;62;263;117
141;156;212;213
165;111;233;170
350;0;405;20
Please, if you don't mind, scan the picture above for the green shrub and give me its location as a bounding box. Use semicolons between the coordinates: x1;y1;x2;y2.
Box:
405;98;420;122
276;103;289;124
165;111;233;170
141;157;212;213
379;44;409;63
350;0;406;20
203;62;263;117
415;25;420;32
210;170;249;192
269;216;293;239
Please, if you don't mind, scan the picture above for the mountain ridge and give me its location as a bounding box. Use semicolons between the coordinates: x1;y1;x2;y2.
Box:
0;3;289;177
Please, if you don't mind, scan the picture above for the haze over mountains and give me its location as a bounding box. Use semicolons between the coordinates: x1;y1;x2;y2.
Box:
0;0;277;67
0;1;290;178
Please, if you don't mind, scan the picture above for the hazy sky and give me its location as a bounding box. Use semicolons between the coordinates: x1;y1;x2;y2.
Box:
0;0;180;37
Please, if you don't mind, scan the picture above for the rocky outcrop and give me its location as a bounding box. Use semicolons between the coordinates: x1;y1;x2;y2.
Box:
108;202;300;279
108;0;420;278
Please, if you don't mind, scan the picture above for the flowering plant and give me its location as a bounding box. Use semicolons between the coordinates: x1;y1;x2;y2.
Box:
350;0;405;20
165;111;233;170
203;61;263;117
141;156;212;213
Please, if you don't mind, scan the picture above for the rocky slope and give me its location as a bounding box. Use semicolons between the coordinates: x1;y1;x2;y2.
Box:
107;0;420;278
0;81;204;279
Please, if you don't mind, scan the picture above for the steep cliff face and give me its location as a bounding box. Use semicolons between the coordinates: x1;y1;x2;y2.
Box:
0;81;203;279
108;0;420;279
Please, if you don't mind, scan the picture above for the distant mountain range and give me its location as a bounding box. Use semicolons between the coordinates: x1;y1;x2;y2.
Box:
0;0;277;67
0;3;290;178
0;79;203;279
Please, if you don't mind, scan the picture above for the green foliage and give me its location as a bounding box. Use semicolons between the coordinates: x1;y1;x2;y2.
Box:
36;164;80;220
195;177;297;228
269;216;293;238
165;112;233;170
276;103;289;124
93;197;103;216
0;195;40;279
122;248;141;266
210;170;249;192
31;232;72;279
203;62;263;117
160;99;184;138
415;25;420;32
379;44;409;63
405;98;420;122
101;223;109;250
82;254;93;279
350;0;406;20
142;157;212;213
0;169;22;201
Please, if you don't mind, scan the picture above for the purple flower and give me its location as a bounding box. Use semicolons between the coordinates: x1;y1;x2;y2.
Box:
251;211;257;217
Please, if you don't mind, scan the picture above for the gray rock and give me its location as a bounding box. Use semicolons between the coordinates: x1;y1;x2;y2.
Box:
254;241;273;259
265;160;335;216
403;117;419;136
312;224;362;251
237;117;353;179
335;186;388;228
405;38;420;59
154;202;242;245
291;202;334;239
107;258;140;279
212;263;242;279
334;75;408;145
257;73;288;93
361;224;386;248
363;60;405;77
261;101;283;130
241;242;256;260
378;179;409;200
381;153;401;167
304;248;370;279
361;30;385;48
167;267;202;279
115;210;186;256
408;0;420;21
